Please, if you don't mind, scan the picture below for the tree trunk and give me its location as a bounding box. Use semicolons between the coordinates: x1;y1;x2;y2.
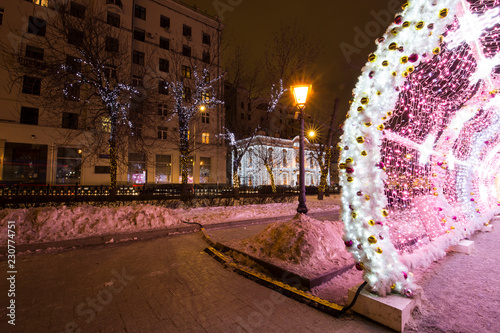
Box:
317;149;331;200
179;120;190;202
109;114;118;197
265;164;276;193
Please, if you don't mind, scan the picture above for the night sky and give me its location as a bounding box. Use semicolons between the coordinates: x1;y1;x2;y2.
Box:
183;0;405;122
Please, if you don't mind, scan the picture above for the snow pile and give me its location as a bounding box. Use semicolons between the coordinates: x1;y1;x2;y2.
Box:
233;214;353;278
179;196;340;224
0;205;180;244
0;196;340;245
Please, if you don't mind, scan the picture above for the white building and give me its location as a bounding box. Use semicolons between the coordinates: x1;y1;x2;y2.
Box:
237;135;326;187
0;0;226;186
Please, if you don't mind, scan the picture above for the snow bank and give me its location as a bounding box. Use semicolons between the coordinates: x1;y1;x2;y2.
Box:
231;214;352;278
0;205;180;244
0;196;340;245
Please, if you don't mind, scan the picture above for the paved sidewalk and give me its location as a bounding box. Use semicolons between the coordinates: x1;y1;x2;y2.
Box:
0;230;391;333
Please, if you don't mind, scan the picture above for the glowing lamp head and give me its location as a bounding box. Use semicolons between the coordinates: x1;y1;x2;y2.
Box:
291;84;311;108
308;130;315;138
199;105;206;111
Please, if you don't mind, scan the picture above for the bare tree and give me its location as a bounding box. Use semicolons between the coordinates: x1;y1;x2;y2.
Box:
263;20;323;113
309;98;342;199
251;136;284;193
0;1;159;194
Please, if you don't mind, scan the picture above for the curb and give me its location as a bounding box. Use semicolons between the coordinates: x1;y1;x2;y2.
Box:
200;227;354;290
204;246;344;317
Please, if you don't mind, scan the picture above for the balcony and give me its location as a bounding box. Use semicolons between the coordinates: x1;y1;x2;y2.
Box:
18;56;44;68
106;0;123;11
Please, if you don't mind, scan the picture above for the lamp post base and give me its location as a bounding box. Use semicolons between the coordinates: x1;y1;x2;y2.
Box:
297;202;308;215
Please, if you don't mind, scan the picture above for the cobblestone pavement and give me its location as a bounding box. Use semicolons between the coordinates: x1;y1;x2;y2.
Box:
0;231;391;333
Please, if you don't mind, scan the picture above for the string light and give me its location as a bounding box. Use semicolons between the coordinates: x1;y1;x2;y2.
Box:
339;0;500;296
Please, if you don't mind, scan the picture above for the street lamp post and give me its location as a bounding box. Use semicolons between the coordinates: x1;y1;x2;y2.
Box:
291;84;311;215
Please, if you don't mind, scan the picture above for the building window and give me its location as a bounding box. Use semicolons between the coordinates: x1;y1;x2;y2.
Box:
133;28;145;42
0;9;4;26
248;149;253;166
248;114;251;120
155;154;172;183
106;0;122;7
201;91;210;101
20;106;39;125
201;111;209;124
64;84;80;101
182;87;191;101
107;11;120;27
56;148;82;184
28;16;46;36
132;123;142;137
31;0;49;6
22;76;41;95
160;15;170;29
105;36;119;53
157;126;168;139
182;65;191;78
248;102;252;111
103;65;116;80
158;81;168;95
200;157;211;183
182;24;192;38
134;5;146;20
158;103;168;116
202;33;210;45
66;56;81;73
132;75;143;87
128;152;146;184
101;116;111;132
159;37;169;50
132;50;144;66
182;45;191;57
282;150;287;167
68;28;84;46
159;58;169;72
70;2;86;19
25;45;44;60
201;133;209;144
95;165;110;174
202;52;210;64
240;113;244;120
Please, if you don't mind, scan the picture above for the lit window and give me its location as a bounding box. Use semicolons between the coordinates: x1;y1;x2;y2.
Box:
101;116;111;132
202;133;209;144
31;0;48;7
201;91;210;101
182;65;191;78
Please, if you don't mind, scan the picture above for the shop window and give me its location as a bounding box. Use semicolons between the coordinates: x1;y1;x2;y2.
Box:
56;147;82;184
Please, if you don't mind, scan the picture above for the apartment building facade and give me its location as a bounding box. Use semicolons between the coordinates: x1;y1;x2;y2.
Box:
0;0;226;186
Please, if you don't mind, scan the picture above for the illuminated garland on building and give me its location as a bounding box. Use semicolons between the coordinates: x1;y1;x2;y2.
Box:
339;0;500;296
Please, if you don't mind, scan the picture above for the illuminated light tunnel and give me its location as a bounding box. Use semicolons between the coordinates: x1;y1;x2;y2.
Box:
339;0;500;296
